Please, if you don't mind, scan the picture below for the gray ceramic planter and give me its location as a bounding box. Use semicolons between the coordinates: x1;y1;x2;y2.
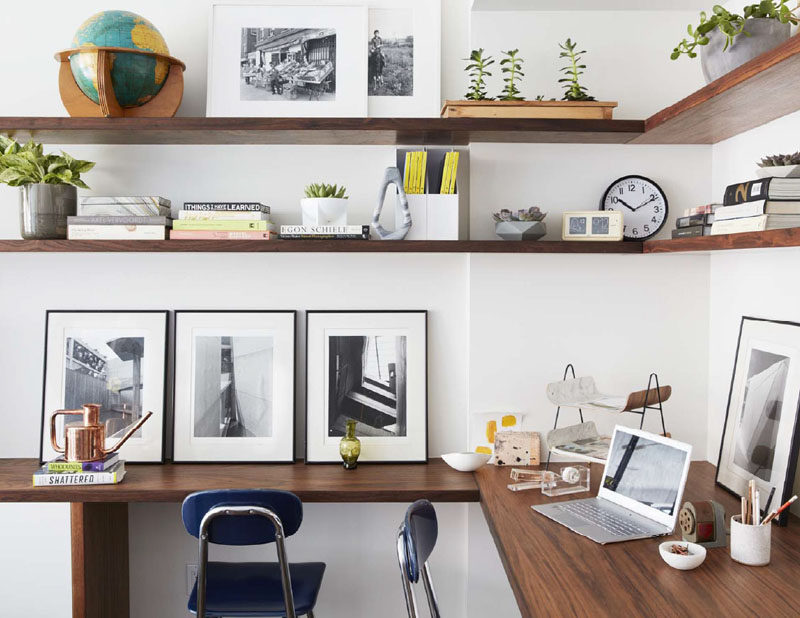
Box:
19;183;77;239
495;220;546;241
701;18;790;83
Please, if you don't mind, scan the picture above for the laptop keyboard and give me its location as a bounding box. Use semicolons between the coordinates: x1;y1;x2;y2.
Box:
559;501;648;537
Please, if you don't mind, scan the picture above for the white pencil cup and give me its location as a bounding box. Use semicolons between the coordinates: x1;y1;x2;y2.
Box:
730;515;771;566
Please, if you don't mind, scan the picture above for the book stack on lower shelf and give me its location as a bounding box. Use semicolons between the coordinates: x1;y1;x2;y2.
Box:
68;196;171;239
710;177;800;235
170;202;275;240
33;453;125;487
671;204;718;238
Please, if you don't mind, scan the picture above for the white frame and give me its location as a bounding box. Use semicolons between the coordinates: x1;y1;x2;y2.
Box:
40;311;168;464
172;311;295;463
716;317;800;520
597;425;692;530
366;0;441;117
207;4;368;117
562;211;623;241
306;311;427;463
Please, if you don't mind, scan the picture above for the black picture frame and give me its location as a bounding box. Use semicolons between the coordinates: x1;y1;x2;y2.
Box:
715;316;800;526
171;310;296;464
305;310;428;464
39;309;169;465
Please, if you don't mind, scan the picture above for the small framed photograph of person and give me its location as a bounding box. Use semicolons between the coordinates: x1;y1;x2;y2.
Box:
306;310;427;463
40;311;168;464
717;316;800;525
173;311;296;463
208;4;367;117
367;0;441;117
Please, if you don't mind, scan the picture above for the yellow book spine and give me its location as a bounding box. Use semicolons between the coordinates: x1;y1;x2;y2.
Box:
420;151;428;194
403;152;411;194
449;151;460;195
439;152;450;194
444;152;454;194
408;152;417;194
413;151;422;194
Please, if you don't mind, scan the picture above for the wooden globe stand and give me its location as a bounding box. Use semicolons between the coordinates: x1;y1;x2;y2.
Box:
54;47;185;118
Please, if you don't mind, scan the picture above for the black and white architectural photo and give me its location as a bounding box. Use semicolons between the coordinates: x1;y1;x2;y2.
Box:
241;27;336;101
367;9;413;96
192;335;274;439
733;348;788;481
327;334;407;438
63;332;146;440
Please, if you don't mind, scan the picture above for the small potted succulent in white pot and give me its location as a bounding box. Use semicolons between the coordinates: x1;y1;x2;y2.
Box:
757;152;800;178
301;182;349;226
0;135;94;239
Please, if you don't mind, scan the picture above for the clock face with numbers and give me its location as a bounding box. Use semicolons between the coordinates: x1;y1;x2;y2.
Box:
601;175;668;240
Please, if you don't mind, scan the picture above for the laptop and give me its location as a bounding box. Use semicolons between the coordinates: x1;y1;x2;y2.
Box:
533;425;692;544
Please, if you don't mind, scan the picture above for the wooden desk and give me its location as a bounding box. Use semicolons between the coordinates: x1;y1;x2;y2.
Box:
476;461;800;618
0;458;478;618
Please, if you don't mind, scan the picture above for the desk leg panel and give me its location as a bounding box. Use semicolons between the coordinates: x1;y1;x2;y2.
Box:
71;502;130;618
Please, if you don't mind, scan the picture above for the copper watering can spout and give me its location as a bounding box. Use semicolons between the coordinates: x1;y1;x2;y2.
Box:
50;403;153;462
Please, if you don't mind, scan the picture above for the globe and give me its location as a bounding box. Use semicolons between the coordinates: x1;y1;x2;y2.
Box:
69;10;170;108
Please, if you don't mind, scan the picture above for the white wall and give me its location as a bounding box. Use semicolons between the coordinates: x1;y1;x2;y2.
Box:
0;2;719;617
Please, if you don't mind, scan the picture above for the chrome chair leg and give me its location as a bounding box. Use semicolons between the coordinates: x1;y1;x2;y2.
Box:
421;562;441;618
397;528;418;618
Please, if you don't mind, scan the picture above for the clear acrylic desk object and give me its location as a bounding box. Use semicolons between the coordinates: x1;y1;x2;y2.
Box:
507;469;545;492
541;465;590;497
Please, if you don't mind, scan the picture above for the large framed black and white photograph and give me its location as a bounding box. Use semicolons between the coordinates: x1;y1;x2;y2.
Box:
173;311;295;462
306;311;427;463
40;311;168;463
717;317;800;525
367;0;440;117
208;4;367;117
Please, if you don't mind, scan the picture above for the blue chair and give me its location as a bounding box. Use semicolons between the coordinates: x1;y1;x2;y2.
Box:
396;499;441;618
181;489;325;618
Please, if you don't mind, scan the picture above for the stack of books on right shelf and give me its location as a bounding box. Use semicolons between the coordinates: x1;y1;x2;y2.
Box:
171;202;275;240
710;177;800;236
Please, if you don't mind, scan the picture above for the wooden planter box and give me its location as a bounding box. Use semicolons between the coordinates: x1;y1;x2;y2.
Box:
440;100;618;120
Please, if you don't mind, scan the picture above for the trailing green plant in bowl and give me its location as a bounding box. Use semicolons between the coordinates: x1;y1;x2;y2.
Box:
0;135;94;188
304;183;348;199
671;1;798;60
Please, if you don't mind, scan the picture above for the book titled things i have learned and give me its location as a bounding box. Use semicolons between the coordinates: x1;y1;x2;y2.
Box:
33;461;126;486
183;202;270;213
279;225;370;239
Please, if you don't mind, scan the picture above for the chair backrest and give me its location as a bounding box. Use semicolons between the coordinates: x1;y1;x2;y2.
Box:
182;489;303;545
402;499;438;583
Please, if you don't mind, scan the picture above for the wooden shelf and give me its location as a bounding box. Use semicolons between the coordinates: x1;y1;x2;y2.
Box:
644;228;800;253
635;34;800;144
0;116;644;146
0;239;644;253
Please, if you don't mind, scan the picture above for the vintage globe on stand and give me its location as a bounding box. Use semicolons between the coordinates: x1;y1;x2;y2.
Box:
69;10;171;108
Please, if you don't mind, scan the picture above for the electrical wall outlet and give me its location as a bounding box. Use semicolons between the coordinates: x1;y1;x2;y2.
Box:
186;564;198;595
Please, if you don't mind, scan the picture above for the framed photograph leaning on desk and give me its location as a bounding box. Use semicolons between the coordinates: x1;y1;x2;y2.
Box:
306;310;427;463
717;316;800;526
172;311;296;463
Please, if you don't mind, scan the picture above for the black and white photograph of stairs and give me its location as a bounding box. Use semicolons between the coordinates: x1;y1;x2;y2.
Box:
327;334;407;438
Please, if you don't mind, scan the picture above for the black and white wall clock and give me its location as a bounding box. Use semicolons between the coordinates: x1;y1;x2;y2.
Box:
600;175;668;240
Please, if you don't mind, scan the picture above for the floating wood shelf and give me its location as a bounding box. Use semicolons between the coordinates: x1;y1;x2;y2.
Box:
0;116;644;146
0;239;643;253
643;228;800;253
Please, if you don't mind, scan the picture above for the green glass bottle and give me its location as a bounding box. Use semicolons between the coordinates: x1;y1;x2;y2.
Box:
339;419;361;469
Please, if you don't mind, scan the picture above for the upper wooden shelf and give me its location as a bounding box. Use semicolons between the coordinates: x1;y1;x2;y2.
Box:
0;116;644;146
644;227;800;253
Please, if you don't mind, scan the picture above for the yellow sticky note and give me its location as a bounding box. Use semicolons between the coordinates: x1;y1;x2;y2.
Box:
486;420;497;445
501;415;517;428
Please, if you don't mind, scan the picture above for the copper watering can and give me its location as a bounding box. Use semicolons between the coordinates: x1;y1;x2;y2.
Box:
50;403;153;462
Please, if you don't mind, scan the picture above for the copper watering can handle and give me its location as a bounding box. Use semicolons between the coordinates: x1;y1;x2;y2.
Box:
50;409;84;454
102;411;154;455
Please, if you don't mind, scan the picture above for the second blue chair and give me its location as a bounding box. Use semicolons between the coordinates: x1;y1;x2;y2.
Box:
396;499;441;618
181;489;325;618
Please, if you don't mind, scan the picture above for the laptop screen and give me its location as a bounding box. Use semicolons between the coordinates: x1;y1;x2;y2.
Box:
602;429;690;516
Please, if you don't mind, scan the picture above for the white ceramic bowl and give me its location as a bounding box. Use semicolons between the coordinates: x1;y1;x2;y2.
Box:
442;452;491;472
658;541;707;571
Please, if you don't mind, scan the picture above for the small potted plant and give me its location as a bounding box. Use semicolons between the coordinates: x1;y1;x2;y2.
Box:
757;152;800;178
0;136;94;239
301;182;349;226
672;2;797;83
493;206;547;241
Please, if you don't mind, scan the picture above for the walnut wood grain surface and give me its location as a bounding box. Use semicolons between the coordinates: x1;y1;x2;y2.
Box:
0;458;479;503
643;228;800;253
476;461;800;618
0;239;644;253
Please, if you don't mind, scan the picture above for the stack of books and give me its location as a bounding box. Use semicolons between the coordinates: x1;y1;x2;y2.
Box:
68;196;171;239
710;177;800;235
170;202;275;239
671;204;719;238
33;453;125;487
439;151;460;195
403;150;428;194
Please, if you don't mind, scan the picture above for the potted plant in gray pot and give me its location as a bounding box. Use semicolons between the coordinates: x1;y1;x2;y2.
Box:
672;2;798;83
0;136;94;239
